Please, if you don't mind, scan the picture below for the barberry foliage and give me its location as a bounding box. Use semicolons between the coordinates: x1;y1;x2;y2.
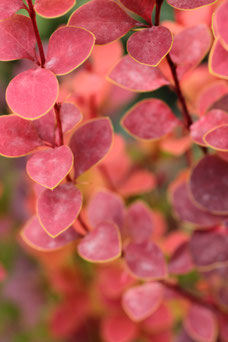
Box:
0;0;228;342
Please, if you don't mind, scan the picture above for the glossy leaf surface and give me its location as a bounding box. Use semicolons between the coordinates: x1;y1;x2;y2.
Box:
0;15;36;61
185;304;218;342
167;0;217;10
127;27;173;66
124;241;167;280
6;68;59;120
87;190;125;229
37;183;82;237
107;55;169;92
70;118;113;178
190;110;228;146
118;0;155;24
34;0;75;18
26;146;73;189
78;222;121;262
122;99;179;140
190;154;228;213
68;0;137;45
122;283;163;321
0;115;42;157
21;216;79;252
125;201;154;243
45;26;95;75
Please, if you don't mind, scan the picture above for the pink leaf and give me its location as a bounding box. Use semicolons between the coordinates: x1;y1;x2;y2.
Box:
45;26;95;75
0;15;36;61
167;0;217;10
0;115;42;157
171;180;226;226
21;216;79;252
70;118;113;178
26;145;73;189
0;0;23;20
184;304;218;342
190;110;228;146
33;108;55;145
127;27;173;66
101;312;138;342
124;201;154;243
122;99;179;140
6;68;59;120
37;183;82;237
168;241;194;275
204;124;228;151
122;282;163;321
209;40;228;79
142;303;173;333
78;222;121;262
190;229;228;269
107;55;169;92
68;0;137;45
87;190;125;229
34;0;75;18
213;1;228;49
190;154;228;214
124;241;167;280
118;0;156;24
60;102;82;134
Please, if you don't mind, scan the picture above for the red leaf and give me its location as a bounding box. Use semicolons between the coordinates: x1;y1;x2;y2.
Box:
37;183;82;237
70;118;113;178
189;229;228;269
171;180;226;226
209;40;228;79
122;99;179;140
34;0;75;18
68;0;137;45
45;26;95;75
101;312;138;342
204;124;228;151
142;303;173;333
167;0;217;10
170;25;212;77
184;304;218;342
118;0;155;24
190;154;228;214
127;27;173;66
212;0;228;49
0;15;36;61
124;201;154;243
26;146;73;189
0;0;23;20
60;102;82;134
107;55;169;92
190;110;228;146
122;282;163;321
6;68;59;120
21;216;79;252
210;94;228;112
124;241;167;280
118;169;156;197
87;190;125;229
33;108;55;145
0;115;42;157
168;241;194;275
78;222;121;262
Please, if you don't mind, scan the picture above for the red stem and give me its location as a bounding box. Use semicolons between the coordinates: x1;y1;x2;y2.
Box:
26;0;46;67
54;103;64;146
